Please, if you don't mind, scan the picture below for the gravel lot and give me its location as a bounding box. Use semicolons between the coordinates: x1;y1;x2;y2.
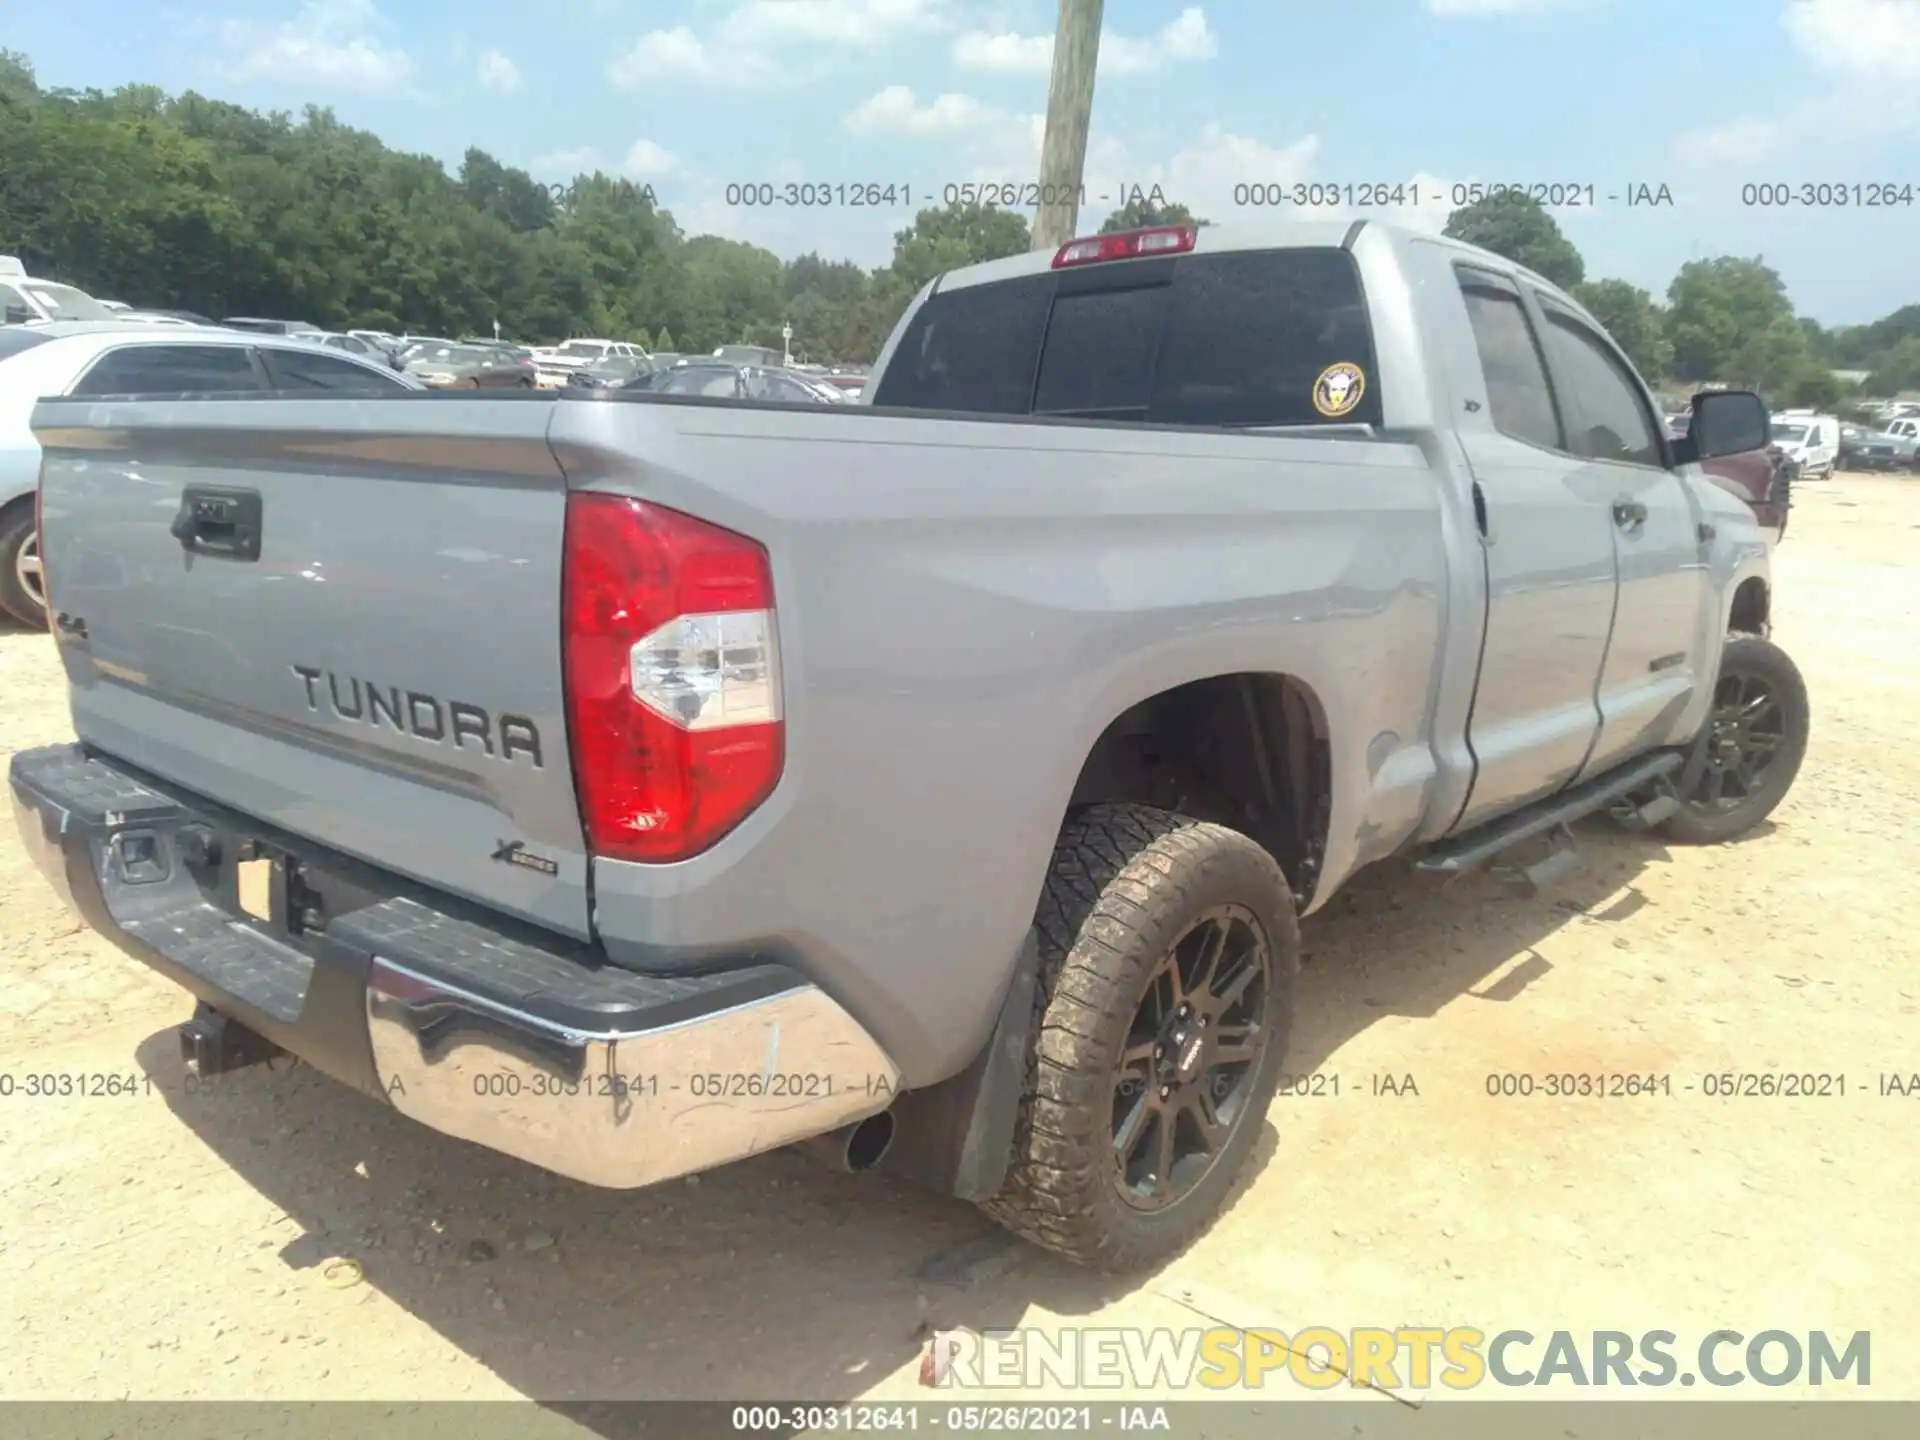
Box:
1;474;1916;1407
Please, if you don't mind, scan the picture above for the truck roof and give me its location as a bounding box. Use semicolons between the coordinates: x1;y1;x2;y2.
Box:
928;217;1595;325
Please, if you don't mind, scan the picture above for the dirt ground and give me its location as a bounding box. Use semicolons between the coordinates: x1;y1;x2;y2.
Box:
1;473;1917;1413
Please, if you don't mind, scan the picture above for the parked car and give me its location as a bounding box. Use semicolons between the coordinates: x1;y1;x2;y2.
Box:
1769;411;1839;479
567;354;654;390
636;361;847;403
221;317;320;336
403;342;537;388
295;331;389;362
712;344;785;367
8;222;1801;1274
461;338;535;362
1886;417;1920;447
118;309;217;327
1838;423;1919;472
533;338;647;388
0;322;419;626
0;256;121;325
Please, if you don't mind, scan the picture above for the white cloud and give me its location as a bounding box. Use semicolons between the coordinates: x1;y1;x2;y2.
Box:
1672;117;1780;167
533;147;607;176
1104;8;1218;75
1672;0;1920;165
610;27;728;84
952;7;1216;76
219;0;414;91
623;138;680;177
610;0;943;89
1424;0;1596;14
951;30;1052;74
1782;0;1920;78
475;50;522;93
1097;125;1320;223
843;85;1002;137
720;0;946;48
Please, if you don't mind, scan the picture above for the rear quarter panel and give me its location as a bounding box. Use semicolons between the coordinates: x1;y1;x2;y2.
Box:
550;397;1450;1084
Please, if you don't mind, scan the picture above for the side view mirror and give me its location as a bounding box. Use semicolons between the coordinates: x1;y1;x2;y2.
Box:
1677;390;1769;463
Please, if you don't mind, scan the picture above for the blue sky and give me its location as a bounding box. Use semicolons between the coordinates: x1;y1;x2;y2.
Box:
8;0;1920;323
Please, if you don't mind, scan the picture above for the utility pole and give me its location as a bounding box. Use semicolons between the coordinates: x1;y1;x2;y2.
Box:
1030;0;1104;252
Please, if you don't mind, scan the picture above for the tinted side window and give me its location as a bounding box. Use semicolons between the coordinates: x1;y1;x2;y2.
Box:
1034;285;1168;417
1149;249;1382;427
261;348;409;391
71;344;262;396
1538;311;1663;467
755;374;823;403
660;369;741;397
870;274;1052;413
1455;276;1563;450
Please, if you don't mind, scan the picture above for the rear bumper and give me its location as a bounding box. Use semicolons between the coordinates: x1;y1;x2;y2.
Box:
9;743;899;1188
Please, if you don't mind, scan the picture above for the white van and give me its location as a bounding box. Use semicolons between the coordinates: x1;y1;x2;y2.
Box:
0;256;119;325
1770;410;1839;480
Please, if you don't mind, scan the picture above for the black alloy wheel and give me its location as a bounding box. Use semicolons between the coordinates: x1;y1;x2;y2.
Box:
1112;903;1273;1210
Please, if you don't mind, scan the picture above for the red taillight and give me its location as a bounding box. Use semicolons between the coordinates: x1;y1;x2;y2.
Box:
1052;225;1197;268
561;493;783;863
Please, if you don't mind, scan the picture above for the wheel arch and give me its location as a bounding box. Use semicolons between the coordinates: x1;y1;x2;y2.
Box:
1061;671;1334;910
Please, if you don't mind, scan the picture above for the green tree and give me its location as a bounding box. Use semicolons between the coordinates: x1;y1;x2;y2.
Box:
1777;366;1844;410
1443;193;1585;289
1098;197;1208;232
1863;336;1920;395
1664;256;1796;383
1572;278;1673;383
887;200;1030;293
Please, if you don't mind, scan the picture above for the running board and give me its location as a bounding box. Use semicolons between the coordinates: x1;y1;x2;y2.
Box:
1415;750;1685;885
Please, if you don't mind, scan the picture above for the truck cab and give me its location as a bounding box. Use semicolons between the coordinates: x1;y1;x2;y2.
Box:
0;256;119;326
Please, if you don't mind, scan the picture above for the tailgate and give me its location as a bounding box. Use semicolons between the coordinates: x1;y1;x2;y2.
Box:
30;395;592;939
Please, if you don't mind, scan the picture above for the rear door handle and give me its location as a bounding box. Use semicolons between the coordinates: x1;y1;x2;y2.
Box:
170;486;263;561
1612;499;1648;532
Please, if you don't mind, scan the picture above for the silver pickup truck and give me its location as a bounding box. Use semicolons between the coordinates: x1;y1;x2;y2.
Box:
10;220;1808;1272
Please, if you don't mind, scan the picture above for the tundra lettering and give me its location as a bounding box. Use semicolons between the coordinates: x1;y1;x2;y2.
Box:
291;663;543;766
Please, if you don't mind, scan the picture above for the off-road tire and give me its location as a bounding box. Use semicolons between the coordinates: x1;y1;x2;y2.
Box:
980;803;1299;1272
0;505;46;627
1660;635;1809;845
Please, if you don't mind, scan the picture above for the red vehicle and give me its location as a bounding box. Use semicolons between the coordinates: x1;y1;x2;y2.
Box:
1669;413;1791;542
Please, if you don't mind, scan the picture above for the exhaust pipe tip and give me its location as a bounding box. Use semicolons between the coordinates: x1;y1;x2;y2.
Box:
798;1110;896;1174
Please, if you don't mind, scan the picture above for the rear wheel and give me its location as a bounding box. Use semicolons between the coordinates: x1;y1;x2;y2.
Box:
0;506;46;627
1660;635;1809;844
981;803;1298;1272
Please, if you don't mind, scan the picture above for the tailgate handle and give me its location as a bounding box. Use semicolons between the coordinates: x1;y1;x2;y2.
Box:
170;487;263;561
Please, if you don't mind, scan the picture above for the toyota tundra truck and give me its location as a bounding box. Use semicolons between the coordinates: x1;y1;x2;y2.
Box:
10;220;1808;1272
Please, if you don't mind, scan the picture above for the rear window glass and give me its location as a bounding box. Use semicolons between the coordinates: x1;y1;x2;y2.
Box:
71;344;262;395
1033;286;1169;417
872;248;1382;428
873;275;1052;414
